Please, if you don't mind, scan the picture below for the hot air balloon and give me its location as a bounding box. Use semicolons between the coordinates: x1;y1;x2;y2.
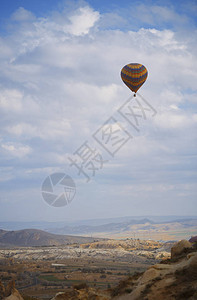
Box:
121;63;148;96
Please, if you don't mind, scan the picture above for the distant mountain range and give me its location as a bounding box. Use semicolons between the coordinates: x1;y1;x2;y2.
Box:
0;229;101;248
48;218;154;235
0;216;196;243
0;216;196;231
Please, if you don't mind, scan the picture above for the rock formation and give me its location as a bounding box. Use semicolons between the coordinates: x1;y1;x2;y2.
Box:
0;280;23;300
0;280;5;299
50;239;197;300
114;240;197;299
189;236;197;243
51;283;110;300
171;239;193;259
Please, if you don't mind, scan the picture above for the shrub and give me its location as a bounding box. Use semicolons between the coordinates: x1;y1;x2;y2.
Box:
125;288;132;293
73;282;88;290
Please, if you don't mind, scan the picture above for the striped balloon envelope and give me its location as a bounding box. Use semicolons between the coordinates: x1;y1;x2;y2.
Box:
121;63;148;95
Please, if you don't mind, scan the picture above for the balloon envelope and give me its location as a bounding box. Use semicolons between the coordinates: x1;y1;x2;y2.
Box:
121;63;148;93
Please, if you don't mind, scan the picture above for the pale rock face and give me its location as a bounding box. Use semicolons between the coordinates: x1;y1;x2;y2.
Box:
115;249;197;300
51;292;67;300
0;280;24;300
155;251;170;260
186;252;197;276
4;288;24;300
171;240;192;259
139;268;160;284
51;288;110;300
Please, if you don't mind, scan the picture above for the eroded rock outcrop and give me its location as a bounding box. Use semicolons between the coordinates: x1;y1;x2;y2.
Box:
189;236;197;243
171;239;193;259
0;280;23;300
0;280;5;299
115;240;197;300
50;240;197;300
51;284;110;300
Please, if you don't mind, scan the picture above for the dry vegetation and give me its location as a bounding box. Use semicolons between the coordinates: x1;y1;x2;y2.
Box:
0;238;171;299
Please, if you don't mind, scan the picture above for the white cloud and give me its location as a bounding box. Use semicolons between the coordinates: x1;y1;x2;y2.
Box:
11;7;35;22
5;118;71;140
134;4;189;28
155;112;196;129
0;167;14;182
0;89;23;112
1;143;32;158
6;123;36;136
0;38;13;58
170;104;179;110
148;29;186;50
99;12;127;29
151;5;188;25
0;2;196;219
67;6;100;36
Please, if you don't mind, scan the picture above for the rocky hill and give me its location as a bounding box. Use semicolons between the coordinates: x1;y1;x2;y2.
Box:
114;240;197;299
50;239;197;300
0;229;101;247
80;239;163;251
0;280;23;300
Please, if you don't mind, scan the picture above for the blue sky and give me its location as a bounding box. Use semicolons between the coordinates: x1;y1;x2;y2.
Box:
1;0;197;31
0;0;197;222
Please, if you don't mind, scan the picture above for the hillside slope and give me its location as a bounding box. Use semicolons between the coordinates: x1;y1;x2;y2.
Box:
50;239;197;300
114;241;197;299
0;229;101;247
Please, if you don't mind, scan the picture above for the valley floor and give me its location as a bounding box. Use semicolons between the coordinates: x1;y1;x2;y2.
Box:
0;239;171;299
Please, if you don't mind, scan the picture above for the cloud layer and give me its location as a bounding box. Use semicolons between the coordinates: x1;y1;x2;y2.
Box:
0;1;196;221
